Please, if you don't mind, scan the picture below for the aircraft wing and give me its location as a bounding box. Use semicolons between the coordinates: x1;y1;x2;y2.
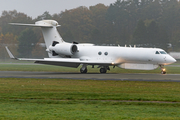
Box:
34;58;114;68
5;47;115;68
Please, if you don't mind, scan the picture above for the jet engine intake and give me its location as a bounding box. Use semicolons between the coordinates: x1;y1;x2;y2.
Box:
49;43;78;56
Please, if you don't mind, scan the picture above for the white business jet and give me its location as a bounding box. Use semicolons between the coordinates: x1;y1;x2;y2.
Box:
6;20;176;74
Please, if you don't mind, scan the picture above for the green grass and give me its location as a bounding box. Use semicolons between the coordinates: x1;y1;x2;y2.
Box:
0;61;180;119
0;78;180;119
1;78;180;102
1;100;180;120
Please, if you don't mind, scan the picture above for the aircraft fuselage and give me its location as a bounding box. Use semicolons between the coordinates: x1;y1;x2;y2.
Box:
72;45;175;66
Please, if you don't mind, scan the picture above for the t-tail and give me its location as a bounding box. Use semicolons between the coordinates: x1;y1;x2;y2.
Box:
9;20;77;58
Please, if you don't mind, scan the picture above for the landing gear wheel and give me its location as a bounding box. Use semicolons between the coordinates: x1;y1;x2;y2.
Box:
161;70;166;74
159;65;166;74
80;68;87;73
100;68;107;73
161;68;166;74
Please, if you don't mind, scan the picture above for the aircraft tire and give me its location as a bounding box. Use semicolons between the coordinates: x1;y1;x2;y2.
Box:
100;68;107;73
80;68;87;73
161;71;166;74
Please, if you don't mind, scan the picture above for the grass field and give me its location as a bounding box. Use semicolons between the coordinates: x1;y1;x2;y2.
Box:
0;78;180;119
0;61;180;119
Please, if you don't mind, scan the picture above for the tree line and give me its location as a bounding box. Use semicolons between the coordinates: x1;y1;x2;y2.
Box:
1;0;180;59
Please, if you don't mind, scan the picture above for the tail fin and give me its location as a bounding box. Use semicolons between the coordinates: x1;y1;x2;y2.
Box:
10;20;64;57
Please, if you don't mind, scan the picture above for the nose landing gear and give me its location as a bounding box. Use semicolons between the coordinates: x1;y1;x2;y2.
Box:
161;68;166;74
160;65;166;74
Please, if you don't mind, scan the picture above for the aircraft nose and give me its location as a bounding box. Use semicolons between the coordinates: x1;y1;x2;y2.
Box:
166;56;176;64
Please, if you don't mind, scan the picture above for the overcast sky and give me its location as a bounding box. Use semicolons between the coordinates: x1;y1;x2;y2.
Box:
0;0;116;18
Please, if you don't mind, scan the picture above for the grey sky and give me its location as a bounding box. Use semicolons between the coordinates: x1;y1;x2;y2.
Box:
0;0;116;18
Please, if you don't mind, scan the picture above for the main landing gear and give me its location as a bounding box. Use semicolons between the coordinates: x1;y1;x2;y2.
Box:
80;65;110;74
80;64;88;73
160;65;166;74
99;66;110;74
80;68;87;73
100;68;107;73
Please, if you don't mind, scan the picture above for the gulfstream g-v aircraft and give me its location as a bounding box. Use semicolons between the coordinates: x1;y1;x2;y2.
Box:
6;20;176;74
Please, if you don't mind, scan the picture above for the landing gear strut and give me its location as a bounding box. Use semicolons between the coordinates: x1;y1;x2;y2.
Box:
80;64;87;73
160;65;166;74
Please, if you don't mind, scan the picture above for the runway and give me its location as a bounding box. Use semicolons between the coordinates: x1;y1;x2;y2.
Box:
0;71;180;82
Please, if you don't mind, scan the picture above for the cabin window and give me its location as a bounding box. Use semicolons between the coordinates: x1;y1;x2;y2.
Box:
104;52;108;56
160;51;167;54
98;52;102;55
155;51;160;54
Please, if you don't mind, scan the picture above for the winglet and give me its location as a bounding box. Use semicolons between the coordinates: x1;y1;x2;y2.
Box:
5;46;17;59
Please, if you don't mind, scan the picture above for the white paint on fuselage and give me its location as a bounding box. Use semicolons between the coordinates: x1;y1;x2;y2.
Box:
72;45;176;66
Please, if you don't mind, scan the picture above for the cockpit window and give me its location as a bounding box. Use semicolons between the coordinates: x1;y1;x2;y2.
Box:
155;51;167;54
160;51;167;54
155;51;160;54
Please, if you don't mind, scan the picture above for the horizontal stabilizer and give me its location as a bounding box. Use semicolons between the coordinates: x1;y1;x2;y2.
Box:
9;20;61;28
9;23;53;28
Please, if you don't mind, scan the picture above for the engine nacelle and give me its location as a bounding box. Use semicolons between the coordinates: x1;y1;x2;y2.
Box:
49;43;78;56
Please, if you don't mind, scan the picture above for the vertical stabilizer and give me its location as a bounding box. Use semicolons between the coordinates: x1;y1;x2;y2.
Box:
35;20;64;48
36;20;65;57
10;20;65;57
